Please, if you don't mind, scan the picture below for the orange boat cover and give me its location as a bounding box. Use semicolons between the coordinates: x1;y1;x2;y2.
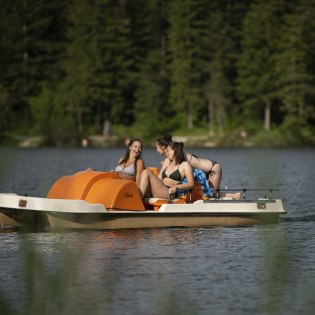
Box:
47;171;145;211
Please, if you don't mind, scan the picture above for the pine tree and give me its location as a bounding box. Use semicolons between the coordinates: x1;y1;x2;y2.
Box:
0;84;9;141
237;0;287;131
0;0;22;133
168;0;207;130
302;0;315;125
57;0;97;136
275;1;315;125
59;0;134;137
132;0;170;138
91;0;134;128
0;0;68;135
201;4;236;137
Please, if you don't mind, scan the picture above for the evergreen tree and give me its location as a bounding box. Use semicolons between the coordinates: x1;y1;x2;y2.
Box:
237;0;287;131
60;0;134;138
275;0;315;127
0;85;9;141
0;0;68;136
168;0;207;129
21;0;67;93
0;1;22;134
201;4;236;137
91;0;134;128
58;0;97;137
132;0;170;138
133;50;170;139
302;0;315;125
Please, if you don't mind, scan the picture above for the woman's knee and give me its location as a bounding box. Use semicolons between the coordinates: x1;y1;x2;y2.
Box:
141;168;153;178
140;168;149;179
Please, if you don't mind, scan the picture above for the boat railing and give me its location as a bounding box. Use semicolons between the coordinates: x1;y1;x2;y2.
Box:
217;188;280;200
175;187;280;203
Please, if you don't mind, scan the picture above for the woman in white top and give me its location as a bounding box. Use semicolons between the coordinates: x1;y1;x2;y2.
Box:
114;138;145;186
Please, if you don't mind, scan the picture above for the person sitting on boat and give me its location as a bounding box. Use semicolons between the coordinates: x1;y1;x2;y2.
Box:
113;138;145;186
138;141;194;199
155;134;240;200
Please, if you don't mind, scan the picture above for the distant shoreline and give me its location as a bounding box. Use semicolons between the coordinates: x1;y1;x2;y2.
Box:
5;132;315;148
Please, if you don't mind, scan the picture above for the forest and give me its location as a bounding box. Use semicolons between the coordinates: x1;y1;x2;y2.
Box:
1;0;315;147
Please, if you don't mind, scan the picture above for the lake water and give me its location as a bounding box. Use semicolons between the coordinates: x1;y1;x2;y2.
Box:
0;147;314;315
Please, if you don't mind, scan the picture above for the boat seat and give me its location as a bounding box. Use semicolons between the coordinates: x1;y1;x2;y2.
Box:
143;197;186;211
142;179;209;210
180;181;208;202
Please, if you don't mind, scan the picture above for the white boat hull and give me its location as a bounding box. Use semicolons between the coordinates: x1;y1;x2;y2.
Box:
0;193;286;230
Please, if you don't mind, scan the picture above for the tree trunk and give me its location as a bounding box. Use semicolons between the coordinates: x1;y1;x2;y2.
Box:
187;103;193;129
77;109;83;133
217;101;224;136
208;97;214;137
264;101;270;130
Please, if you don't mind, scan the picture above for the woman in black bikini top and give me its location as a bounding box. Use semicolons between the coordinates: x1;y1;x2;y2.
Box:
155;134;240;200
138;142;194;199
156;137;222;190
161;164;182;182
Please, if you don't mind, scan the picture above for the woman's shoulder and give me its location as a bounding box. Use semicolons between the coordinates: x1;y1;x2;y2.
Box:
180;161;191;168
184;151;194;162
161;158;170;166
136;158;145;166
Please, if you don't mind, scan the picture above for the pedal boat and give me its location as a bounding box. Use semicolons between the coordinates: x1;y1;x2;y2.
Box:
0;170;286;230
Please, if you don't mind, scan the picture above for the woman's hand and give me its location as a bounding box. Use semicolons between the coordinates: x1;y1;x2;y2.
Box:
168;186;178;194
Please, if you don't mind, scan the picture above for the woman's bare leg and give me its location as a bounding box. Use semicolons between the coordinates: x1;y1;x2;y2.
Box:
208;163;222;194
138;169;152;198
208;163;240;200
139;169;169;199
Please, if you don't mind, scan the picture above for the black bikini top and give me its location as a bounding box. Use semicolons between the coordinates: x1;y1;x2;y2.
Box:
162;164;182;182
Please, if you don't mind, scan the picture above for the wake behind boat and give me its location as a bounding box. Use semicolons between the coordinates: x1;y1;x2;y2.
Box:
0;170;286;230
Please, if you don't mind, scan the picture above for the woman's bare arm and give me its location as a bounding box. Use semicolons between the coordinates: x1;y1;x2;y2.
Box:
135;159;145;186
158;158;169;180
168;162;194;194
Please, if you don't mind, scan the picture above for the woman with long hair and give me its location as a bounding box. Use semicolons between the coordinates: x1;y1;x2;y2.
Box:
114;138;145;186
155;134;240;199
138;142;194;199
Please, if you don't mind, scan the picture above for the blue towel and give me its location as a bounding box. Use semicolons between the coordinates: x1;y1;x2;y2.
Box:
179;169;214;197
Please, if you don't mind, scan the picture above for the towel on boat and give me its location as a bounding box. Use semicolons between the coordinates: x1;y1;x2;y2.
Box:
178;169;214;198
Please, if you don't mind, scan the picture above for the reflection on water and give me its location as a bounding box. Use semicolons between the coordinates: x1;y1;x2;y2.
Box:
0;148;315;315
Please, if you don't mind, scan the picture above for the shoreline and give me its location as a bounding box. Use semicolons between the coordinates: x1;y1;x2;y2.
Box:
11;134;249;148
5;133;314;148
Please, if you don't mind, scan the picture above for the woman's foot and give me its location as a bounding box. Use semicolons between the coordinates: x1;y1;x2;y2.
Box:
219;192;241;200
225;192;241;200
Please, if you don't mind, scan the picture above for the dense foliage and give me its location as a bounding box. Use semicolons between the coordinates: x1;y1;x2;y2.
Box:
1;0;315;146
